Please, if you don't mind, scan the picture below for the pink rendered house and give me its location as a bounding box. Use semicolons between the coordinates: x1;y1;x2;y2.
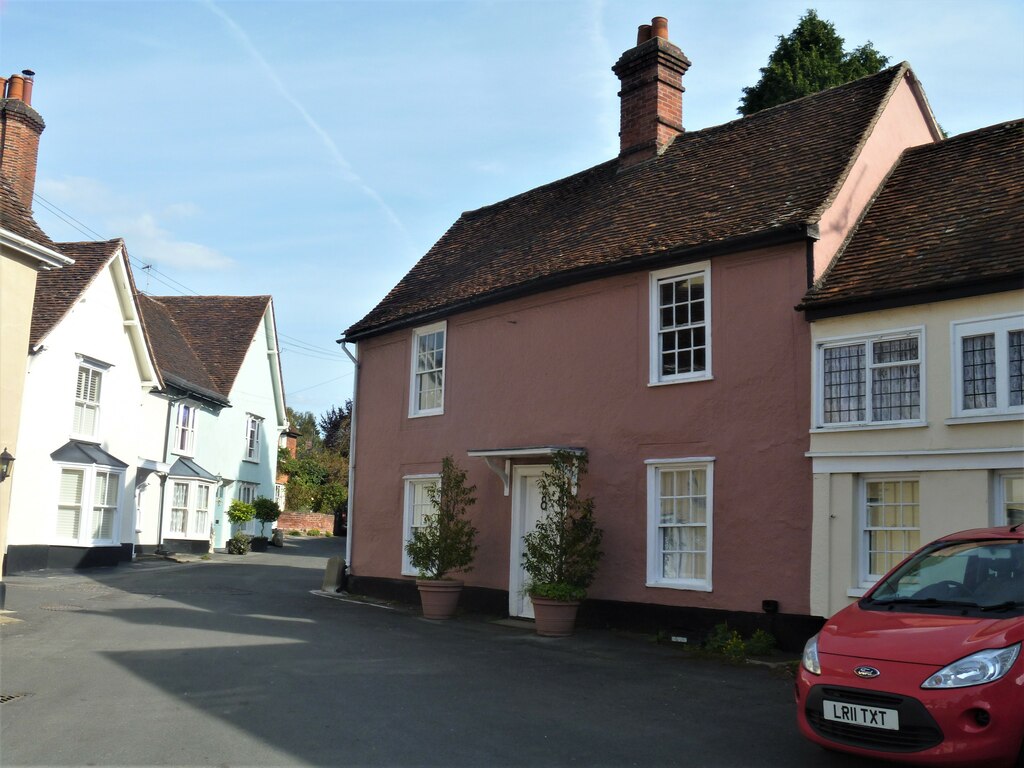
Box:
340;18;941;648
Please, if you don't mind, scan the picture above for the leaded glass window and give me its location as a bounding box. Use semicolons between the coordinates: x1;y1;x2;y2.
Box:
821;334;920;425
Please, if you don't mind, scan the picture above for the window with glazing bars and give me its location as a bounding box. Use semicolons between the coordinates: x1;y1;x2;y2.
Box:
657;273;706;379
821;334;920;424
864;479;919;579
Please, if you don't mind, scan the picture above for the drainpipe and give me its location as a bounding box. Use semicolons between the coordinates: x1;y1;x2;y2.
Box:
340;341;360;574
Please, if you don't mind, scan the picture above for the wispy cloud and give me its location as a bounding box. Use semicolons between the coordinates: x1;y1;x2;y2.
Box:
36;176;233;270
201;0;412;247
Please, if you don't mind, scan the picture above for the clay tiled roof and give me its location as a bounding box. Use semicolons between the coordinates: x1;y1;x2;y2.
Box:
138;294;271;399
345;63;915;341
30;239;122;346
0;174;56;249
800;119;1024;315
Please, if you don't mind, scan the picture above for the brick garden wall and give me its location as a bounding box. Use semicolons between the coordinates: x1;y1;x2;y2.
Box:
277;511;335;532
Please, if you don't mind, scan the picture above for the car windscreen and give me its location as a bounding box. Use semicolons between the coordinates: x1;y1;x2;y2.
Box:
861;539;1024;617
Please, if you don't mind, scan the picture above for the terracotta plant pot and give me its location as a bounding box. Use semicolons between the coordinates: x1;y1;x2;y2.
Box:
416;579;464;619
531;596;581;637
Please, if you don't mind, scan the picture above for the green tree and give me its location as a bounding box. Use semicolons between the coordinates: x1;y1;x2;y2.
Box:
405;456;478;580
522;451;603;602
318;400;352;458
286;407;322;458
739;9;889;116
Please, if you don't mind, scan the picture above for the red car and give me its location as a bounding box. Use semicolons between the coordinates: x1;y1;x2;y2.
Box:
796;526;1024;767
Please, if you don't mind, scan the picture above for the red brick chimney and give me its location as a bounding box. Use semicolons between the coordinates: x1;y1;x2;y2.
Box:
612;18;690;168
0;70;45;211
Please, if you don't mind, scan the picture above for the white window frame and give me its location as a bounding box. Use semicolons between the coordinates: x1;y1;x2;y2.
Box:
173;402;198;456
814;327;925;429
995;472;1023;527
409;322;447;418
858;476;920;588
54;463;123;547
645;458;714;592
236;481;259;534
244;414;263;462
649;262;712;386
401;474;440;576
951;314;1024;419
165;478;216;540
72;360;106;439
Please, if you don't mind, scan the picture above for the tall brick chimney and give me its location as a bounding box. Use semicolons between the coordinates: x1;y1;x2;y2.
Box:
612;18;690;168
0;70;45;211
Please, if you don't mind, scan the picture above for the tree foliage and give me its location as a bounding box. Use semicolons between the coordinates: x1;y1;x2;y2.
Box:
318;400;352;458
405;456;478;580
522;451;603;601
252;496;281;537
279;404;351;520
739;9;889;116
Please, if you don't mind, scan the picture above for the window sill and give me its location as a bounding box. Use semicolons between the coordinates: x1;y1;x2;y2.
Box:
243;458;260;464
847;586;872;599
408;409;444;419
648;374;714;388
945;412;1023;425
646;580;712;592
811;421;927;434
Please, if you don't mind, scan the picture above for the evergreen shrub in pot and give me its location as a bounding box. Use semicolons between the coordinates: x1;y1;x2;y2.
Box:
226;500;255;553
522;450;603;636
251;497;281;551
404;455;478;619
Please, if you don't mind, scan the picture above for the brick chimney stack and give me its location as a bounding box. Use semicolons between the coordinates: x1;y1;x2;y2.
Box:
612;17;690;168
0;70;45;211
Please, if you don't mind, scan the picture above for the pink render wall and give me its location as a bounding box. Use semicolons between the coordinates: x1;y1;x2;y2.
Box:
350;240;815;616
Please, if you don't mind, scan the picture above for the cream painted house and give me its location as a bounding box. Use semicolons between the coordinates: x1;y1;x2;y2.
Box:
800;120;1024;618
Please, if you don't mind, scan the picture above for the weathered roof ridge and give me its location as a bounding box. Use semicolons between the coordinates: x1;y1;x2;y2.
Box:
30;239;124;346
799;118;1024;315
344;63;913;341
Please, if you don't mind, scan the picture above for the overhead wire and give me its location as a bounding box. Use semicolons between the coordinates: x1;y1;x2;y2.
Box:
31;191;340;355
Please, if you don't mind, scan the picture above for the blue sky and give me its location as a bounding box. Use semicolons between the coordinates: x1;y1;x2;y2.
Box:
3;0;1022;421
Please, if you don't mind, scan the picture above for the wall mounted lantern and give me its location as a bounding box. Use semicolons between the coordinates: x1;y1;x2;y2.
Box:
0;448;15;482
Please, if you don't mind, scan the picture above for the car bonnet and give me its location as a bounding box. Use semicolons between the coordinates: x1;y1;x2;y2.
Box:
818;604;1024;666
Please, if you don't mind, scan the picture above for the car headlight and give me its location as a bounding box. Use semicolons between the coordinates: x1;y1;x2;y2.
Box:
802;634;821;675
921;643;1021;689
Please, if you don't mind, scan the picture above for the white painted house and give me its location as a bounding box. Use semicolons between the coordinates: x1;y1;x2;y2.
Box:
137;294;287;552
6;239;163;572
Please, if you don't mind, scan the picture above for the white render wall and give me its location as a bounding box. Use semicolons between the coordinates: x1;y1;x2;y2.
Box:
141;305;284;550
8;258;161;550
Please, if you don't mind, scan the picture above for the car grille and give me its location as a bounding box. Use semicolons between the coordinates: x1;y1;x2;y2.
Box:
806;685;944;753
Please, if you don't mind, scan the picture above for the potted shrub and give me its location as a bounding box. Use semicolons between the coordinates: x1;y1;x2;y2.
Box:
405;455;478;619
251;497;281;551
226;499;255;553
522;450;603;636
227;531;252;555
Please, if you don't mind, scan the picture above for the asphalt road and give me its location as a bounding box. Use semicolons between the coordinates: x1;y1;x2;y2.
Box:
0;536;878;767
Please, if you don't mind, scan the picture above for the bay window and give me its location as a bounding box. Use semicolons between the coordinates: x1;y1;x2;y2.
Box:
55;465;122;546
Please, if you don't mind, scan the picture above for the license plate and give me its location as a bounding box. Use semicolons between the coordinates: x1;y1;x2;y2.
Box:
823;699;899;731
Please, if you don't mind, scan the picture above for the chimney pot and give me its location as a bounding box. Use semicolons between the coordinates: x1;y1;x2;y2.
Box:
7;74;25;101
613;17;690;168
21;73;34;106
0;77;7;99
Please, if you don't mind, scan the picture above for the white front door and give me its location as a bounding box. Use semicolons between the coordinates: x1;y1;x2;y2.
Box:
509;464;549;618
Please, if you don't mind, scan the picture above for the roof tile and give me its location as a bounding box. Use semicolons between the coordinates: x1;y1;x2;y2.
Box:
800;119;1024;311
345;64;912;340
